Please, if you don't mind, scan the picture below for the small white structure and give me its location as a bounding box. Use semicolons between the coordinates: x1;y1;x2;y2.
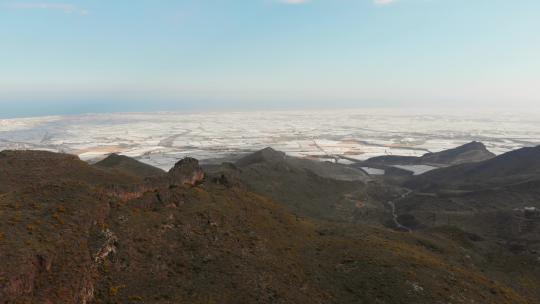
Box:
523;207;540;219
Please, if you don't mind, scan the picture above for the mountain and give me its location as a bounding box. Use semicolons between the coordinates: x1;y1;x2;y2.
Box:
93;153;165;178
237;147;370;182
364;141;495;167
405;145;540;191
1;149;535;303
226;147;382;223
421;141;496;165
235;147;287;167
387;146;540;291
0;150;140;194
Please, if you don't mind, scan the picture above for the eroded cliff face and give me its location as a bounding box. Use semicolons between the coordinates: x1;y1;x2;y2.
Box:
0;181;113;304
0;155;208;304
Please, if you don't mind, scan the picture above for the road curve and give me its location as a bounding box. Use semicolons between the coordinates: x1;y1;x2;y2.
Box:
387;189;413;232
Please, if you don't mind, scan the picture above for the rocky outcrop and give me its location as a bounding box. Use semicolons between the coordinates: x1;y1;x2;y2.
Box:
99;157;206;202
167;157;205;186
94;229;118;263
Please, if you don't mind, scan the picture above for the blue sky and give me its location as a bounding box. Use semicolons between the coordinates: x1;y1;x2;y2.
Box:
0;0;539;117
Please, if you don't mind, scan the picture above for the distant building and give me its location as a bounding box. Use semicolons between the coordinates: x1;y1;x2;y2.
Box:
523;207;540;219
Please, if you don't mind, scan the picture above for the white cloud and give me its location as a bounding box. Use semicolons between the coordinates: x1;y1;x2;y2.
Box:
373;0;395;5
276;0;395;6
9;2;89;15
278;0;310;5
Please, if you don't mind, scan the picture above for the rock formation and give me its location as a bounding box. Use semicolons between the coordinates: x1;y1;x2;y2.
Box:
167;157;205;186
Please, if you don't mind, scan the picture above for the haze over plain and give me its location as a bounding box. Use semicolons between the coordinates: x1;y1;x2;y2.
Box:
1;0;539;117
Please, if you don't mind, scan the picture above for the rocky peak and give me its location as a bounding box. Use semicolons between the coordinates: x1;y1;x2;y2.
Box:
167;157;205;186
236;147;286;167
456;141;489;151
100;153;122;162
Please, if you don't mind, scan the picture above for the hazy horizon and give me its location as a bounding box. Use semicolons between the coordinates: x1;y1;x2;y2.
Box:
1;0;539;118
3;102;540;120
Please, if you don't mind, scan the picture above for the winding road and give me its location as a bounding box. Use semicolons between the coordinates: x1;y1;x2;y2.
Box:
387;189;413;232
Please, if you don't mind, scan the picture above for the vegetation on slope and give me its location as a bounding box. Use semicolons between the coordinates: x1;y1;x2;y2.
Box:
0;150;538;303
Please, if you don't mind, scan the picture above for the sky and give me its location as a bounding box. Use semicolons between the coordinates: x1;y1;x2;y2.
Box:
0;0;539;118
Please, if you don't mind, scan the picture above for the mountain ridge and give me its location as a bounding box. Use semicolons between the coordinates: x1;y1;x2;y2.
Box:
405;145;540;191
365;141;495;167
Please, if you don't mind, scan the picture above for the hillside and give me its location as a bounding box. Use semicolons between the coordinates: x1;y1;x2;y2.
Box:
405;145;540;191
227;147;382;223
365;141;495;167
237;147;370;182
0;150;140;194
1;150;536;303
383;146;540;301
93;153;165;178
